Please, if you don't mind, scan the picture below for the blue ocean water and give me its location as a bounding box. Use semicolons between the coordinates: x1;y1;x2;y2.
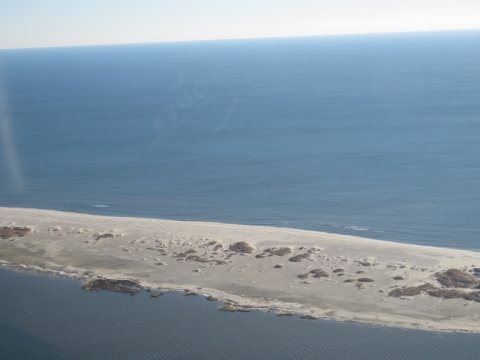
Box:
2;268;480;360
1;30;480;249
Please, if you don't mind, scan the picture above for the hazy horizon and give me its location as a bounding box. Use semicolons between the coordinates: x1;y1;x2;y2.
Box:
1;1;479;50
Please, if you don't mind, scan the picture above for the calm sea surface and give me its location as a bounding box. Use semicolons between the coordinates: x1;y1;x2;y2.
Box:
2;268;480;360
1;30;480;249
1;31;480;359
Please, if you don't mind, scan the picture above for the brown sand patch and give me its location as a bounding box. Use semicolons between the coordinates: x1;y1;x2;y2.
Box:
264;247;292;257
435;268;480;289
310;269;329;278
229;242;254;253
0;226;31;239
288;253;310;262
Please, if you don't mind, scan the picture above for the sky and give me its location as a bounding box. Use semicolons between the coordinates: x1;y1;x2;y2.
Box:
1;0;480;49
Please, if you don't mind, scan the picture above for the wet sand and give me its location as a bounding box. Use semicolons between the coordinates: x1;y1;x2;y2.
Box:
2;207;480;332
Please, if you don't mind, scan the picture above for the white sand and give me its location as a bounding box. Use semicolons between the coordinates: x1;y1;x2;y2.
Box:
2;207;480;332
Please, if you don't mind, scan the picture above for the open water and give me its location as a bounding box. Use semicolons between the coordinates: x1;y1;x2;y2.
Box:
1;30;480;249
1;268;480;360
1;31;480;359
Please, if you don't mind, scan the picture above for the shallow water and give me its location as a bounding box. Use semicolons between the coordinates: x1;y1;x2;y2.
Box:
1;30;480;249
1;268;480;360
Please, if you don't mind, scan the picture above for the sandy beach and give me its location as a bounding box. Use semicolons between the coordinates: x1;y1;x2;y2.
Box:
2;207;480;333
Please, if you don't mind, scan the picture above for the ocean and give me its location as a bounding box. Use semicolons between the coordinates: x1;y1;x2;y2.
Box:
1;30;480;358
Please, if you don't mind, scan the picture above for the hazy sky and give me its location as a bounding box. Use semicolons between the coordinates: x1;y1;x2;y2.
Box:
1;0;480;49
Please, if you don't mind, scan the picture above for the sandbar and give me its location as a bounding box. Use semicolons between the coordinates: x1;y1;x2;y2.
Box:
2;207;480;332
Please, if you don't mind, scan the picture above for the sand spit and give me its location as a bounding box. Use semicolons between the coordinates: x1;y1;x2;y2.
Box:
2;207;480;333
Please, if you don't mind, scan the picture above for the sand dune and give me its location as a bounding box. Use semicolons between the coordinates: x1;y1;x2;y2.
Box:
2;207;480;332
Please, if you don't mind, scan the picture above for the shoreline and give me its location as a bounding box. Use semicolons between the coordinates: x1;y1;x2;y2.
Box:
2;206;480;333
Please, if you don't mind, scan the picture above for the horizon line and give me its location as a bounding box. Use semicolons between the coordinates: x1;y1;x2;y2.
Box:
1;27;479;51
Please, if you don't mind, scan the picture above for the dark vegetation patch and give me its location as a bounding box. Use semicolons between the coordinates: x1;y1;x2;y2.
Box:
355;261;373;266
435;268;480;289
332;268;345;273
82;278;142;295
150;292;164;297
337;273;346;276
301;315;318;320
393;276;405;280
0;226;31;239
255;253;267;259
356;271;365;274
208;241;217;245
427;289;480;302
206;296;218;301
357;278;375;283
288;253;310;262
229;242;254;253
389;283;435;297
94;233;115;240
219;305;250;313
214;244;223;251
310;269;329;278
297;273;309;279
264;247;292;257
343;279;356;283
356;282;365;290
274;264;284;269
173;249;197;258
185;255;227;265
